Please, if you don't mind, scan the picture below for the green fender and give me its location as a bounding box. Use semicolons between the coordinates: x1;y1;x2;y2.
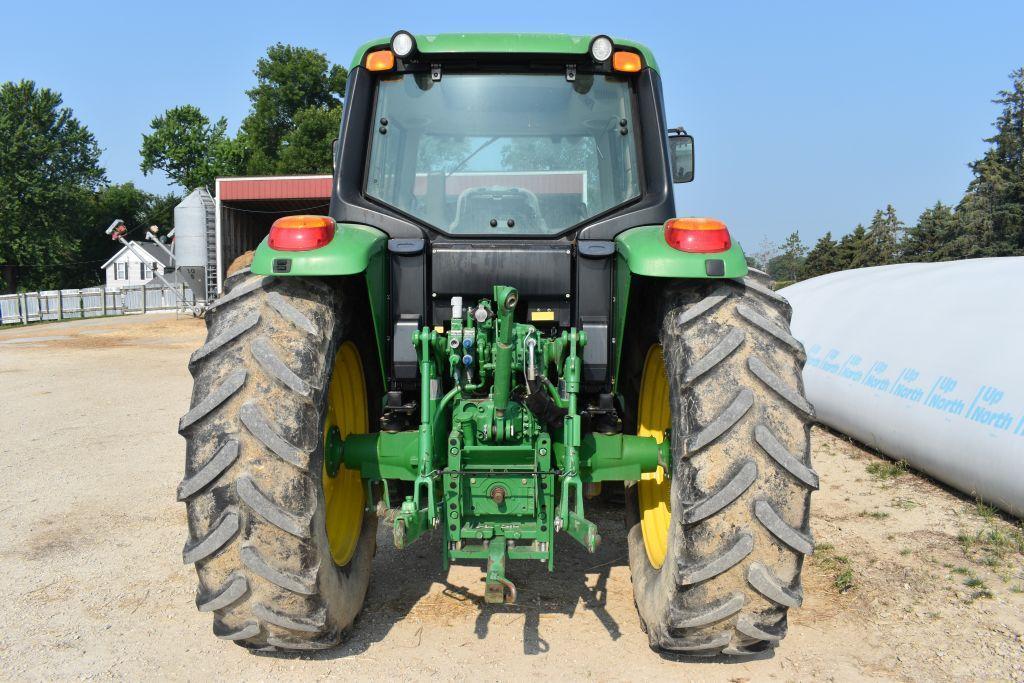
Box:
251;222;389;383
610;224;749;390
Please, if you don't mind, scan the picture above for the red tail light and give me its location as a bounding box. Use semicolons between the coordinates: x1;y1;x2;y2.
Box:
268;215;336;251
664;218;731;253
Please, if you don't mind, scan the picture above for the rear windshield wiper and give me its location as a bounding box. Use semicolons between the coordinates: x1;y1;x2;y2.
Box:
446;136;499;177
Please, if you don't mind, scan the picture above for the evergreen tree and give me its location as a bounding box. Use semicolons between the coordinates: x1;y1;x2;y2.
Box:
835;225;870;270
955;68;1024;257
903;202;957;262
801;231;840;278
765;231;807;283
863;204;904;265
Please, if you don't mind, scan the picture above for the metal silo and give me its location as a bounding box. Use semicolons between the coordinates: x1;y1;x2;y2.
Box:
173;188;216;301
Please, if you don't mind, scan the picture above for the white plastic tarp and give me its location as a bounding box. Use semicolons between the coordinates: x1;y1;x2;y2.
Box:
782;257;1024;516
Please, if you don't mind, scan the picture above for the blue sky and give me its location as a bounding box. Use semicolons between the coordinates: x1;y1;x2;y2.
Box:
2;1;1022;248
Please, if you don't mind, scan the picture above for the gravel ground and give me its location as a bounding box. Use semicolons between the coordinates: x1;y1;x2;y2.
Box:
0;313;1022;681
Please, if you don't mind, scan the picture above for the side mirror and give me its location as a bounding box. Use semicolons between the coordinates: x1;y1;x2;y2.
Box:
667;132;694;183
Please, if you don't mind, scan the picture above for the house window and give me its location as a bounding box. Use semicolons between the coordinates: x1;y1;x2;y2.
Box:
116;263;126;279
140;262;146;279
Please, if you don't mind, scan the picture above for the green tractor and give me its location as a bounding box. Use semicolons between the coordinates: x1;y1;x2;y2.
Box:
178;32;816;656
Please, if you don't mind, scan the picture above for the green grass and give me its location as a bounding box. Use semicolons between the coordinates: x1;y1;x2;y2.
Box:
899;547;912;556
1010;585;1023;594
812;542;855;593
951;566;970;575
974;499;998;521
859;510;890;520
964;576;986;588
892;497;919;510
957;525;1024;570
834;568;855;593
866;459;908;481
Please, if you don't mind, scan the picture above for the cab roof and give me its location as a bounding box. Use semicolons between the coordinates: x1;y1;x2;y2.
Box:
349;33;659;73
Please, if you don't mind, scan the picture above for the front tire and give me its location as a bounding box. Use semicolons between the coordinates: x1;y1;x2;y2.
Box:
623;277;817;656
178;271;378;650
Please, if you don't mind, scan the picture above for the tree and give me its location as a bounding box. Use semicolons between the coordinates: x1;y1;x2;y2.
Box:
955;68;1024;257
140;105;240;191
239;44;347;175
765;231;807;283
747;236;781;272
142;45;348;189
275;106;342;175
835;224;870;270
801;231;840;279
74;183;179;286
902;202;957;262
0;80;105;292
863;204;904;266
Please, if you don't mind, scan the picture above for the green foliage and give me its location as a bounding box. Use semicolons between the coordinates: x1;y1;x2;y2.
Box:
866;459;908;480
140;44;347;191
801;231;839;279
812;542;855;593
0;80;106;292
903;201;956;262
956;68;1024;257
835;224;870;269
275;106;343;176
78;183;179;286
863;204;904;266
765;231;807;282
239;43;347;175
140;105;239;191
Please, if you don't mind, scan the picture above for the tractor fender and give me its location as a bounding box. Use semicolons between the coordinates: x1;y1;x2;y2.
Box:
610;225;749;390
614;224;748;279
251;222;387;276
251;222;389;384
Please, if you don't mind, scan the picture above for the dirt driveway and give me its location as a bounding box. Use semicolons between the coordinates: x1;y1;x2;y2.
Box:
0;314;1022;681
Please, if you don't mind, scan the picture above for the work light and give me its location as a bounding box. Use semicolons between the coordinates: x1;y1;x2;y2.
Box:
590;35;613;62
391;30;416;58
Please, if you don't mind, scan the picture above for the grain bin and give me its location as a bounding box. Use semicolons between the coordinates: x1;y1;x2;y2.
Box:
173;188;215;301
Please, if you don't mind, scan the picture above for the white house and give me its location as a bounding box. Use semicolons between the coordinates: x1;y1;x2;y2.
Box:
102;242;171;291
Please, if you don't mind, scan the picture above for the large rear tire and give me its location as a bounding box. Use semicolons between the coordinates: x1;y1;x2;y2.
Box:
623;276;817;656
178;270;379;650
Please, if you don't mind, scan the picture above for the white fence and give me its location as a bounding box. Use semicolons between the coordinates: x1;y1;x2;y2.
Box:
0;285;195;325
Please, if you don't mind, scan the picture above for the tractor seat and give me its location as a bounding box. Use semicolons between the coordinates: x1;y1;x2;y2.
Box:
449;186;549;233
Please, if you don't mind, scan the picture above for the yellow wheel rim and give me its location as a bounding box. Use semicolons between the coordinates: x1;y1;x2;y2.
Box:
637;345;672;569
322;341;367;566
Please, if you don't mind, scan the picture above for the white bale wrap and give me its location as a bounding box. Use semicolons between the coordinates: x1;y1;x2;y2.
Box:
782;257;1024;516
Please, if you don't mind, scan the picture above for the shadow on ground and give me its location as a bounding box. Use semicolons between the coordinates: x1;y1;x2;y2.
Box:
260;490;631;659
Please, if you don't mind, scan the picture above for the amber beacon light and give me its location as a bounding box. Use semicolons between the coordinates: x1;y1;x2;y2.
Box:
365;49;396;71
612;51;642;73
